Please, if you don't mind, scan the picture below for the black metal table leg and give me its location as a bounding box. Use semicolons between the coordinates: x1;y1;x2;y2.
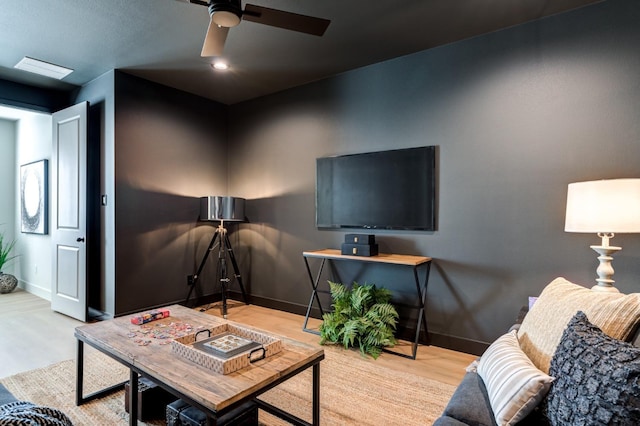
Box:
312;362;320;425
303;257;327;334
418;261;431;344
76;339;127;406
129;370;138;426
75;340;84;406
382;260;432;360
408;261;431;359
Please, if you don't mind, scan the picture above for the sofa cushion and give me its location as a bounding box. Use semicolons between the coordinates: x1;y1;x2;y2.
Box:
517;277;640;373
441;372;497;426
544;311;640;425
433;415;475;426
477;330;554;426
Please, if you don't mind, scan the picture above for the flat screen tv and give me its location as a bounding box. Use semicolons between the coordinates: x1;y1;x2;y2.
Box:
316;146;436;231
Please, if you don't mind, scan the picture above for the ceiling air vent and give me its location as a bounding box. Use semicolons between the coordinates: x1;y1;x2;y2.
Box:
14;57;73;80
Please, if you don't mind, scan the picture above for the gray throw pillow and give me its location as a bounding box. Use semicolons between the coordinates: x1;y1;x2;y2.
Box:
544;311;640;425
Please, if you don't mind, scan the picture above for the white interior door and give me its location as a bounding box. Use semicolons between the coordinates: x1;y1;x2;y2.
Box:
51;102;88;321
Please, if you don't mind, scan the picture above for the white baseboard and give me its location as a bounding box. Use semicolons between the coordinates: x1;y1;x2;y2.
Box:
20;280;51;301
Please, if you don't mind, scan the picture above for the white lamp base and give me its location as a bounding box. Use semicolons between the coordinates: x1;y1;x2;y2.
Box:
590;245;621;293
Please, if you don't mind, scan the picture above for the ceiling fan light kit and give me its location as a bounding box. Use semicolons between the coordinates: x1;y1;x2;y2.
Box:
179;0;330;57
209;0;242;27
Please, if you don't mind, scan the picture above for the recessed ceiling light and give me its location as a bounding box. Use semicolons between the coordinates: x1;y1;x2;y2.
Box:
14;57;73;80
212;61;229;71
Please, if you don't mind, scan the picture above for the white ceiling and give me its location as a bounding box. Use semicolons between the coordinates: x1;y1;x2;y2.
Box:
0;0;602;105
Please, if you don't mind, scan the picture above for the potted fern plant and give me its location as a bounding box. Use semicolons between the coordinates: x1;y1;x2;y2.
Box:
0;230;18;294
319;281;399;359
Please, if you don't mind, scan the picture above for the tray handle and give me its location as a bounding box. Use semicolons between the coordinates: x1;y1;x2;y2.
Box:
195;329;211;341
249;347;266;363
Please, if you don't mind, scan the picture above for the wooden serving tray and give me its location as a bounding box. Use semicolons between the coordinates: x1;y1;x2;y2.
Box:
172;323;283;374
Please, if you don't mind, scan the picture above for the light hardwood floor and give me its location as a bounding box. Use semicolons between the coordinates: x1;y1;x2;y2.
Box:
0;290;476;387
0;289;85;378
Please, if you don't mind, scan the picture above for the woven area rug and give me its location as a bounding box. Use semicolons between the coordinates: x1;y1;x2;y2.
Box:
0;348;455;425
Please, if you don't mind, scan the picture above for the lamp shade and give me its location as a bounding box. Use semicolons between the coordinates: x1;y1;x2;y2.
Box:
565;179;640;233
200;196;245;222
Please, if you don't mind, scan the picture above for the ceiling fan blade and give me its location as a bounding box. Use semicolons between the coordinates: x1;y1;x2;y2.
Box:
242;4;330;36
201;19;230;57
174;0;209;6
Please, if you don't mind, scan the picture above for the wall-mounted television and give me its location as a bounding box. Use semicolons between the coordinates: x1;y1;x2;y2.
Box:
316;146;436;231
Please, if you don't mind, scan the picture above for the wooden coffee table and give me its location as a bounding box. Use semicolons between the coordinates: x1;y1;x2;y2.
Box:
75;304;324;425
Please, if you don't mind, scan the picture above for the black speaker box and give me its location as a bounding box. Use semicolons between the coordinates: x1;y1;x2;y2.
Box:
344;234;376;244
341;243;379;257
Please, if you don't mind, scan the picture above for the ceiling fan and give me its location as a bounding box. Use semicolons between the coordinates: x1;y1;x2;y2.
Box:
177;0;331;57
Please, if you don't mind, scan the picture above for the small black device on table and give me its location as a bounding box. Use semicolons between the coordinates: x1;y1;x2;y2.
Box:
341;234;379;257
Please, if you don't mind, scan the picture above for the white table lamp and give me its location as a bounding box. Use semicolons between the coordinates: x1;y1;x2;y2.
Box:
565;179;640;292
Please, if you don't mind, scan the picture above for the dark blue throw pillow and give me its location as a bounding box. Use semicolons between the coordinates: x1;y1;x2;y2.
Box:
544;310;640;425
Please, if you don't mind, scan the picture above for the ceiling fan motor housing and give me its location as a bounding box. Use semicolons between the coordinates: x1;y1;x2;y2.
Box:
209;0;242;27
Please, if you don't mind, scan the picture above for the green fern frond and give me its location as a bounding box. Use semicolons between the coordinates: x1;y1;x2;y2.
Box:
366;345;383;359
328;281;349;302
372;285;393;304
350;283;373;315
366;303;399;327
319;280;399;359
340;319;358;348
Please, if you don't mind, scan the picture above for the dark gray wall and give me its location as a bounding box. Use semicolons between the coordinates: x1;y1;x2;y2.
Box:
113;72;229;315
5;0;640;353
0;79;72;113
73;71;115;315
227;0;640;352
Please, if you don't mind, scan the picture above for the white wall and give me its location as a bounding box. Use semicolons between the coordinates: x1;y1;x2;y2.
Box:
0;105;52;298
0;118;17;275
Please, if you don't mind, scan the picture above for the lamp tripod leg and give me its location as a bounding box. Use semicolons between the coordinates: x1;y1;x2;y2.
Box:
185;231;219;307
189;223;247;318
219;250;229;318
224;232;249;305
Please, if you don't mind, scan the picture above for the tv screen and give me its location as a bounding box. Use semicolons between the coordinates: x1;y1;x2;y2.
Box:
316;146;436;230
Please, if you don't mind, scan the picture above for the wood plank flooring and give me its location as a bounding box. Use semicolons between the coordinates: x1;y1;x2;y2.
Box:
0;289;82;377
0;291;476;387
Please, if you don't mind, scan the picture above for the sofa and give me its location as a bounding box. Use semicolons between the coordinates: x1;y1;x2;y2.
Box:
434;277;640;426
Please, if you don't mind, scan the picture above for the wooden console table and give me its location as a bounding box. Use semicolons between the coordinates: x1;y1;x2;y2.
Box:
302;249;432;359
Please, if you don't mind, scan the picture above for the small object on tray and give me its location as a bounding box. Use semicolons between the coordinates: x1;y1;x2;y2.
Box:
193;332;262;359
131;308;170;325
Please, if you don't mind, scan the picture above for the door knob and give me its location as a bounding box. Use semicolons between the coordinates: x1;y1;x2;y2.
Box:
77;237;85;242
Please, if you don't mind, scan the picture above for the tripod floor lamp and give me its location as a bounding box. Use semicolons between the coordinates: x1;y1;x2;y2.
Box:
186;196;249;318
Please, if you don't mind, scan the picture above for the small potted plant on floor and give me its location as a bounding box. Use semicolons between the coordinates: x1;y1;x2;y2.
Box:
0;230;18;294
319;281;399;359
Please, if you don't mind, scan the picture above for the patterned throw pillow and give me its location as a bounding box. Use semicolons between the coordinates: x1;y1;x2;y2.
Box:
477;330;554;426
518;277;640;374
545;311;640;425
